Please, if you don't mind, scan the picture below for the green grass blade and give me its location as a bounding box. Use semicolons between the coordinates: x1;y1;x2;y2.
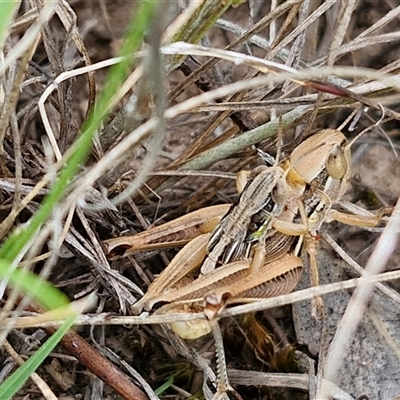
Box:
0;316;76;399
0;0;19;52
155;375;174;395
0;260;69;310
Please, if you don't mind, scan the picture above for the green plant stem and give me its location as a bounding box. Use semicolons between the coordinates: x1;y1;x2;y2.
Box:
178;105;311;172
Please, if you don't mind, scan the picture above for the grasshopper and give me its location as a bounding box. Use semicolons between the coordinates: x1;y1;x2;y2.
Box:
102;127;389;398
103;127;388;321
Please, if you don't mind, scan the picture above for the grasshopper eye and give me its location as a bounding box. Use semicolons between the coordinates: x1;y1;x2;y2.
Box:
326;145;348;179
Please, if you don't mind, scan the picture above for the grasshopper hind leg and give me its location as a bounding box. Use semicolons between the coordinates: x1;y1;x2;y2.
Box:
304;234;325;320
209;319;243;400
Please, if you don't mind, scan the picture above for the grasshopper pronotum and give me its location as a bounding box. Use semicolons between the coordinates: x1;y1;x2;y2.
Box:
102;127;389;398
200;164;289;275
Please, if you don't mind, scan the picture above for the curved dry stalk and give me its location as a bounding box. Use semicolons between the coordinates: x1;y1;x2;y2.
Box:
38;57;124;161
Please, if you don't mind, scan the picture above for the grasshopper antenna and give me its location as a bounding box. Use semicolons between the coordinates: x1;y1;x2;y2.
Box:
337;106;365;132
347;103;397;157
335;103;387;151
348;103;385;148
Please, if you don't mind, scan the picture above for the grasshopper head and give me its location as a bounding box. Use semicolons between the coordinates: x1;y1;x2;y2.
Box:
289;129;350;184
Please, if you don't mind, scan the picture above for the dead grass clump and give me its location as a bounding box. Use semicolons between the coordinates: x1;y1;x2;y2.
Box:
1;1;400;399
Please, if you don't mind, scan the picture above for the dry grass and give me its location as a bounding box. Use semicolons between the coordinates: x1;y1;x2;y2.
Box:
1;1;400;399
